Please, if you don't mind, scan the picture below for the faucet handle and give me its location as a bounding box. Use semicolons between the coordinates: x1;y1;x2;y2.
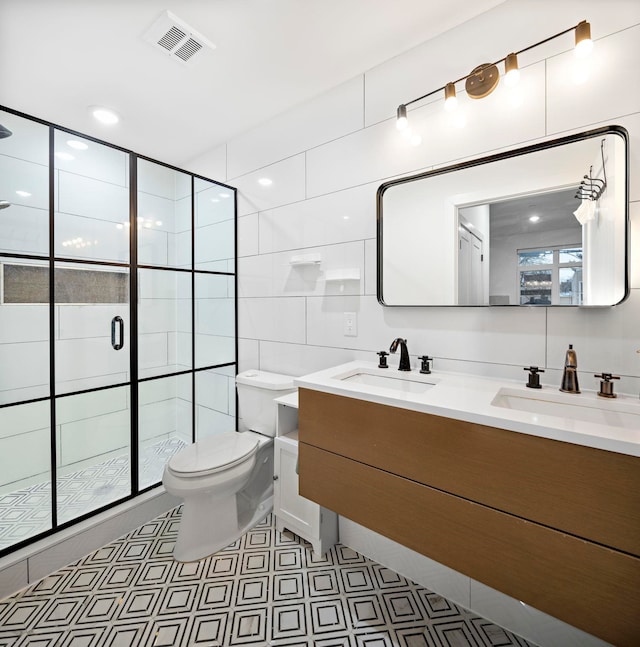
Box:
524;366;544;389
377;351;389;369
594;373;620;399
418;355;433;374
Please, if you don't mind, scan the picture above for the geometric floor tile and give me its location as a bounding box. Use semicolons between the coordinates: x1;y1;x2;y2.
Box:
0;509;534;647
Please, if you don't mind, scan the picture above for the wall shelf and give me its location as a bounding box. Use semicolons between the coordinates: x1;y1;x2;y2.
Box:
325;268;360;282
289;253;322;266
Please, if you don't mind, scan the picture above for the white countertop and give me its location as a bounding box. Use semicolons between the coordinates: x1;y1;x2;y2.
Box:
294;361;640;457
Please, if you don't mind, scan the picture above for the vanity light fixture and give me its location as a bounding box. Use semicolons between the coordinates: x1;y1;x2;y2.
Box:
395;20;593;130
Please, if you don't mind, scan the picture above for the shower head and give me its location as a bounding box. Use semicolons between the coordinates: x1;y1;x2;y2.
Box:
0;124;12;139
0;201;10;210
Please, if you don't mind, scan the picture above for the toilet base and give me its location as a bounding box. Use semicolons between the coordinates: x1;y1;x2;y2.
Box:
173;493;273;562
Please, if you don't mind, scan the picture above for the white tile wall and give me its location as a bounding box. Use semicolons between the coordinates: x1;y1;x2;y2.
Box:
186;143;227;182
186;1;640;642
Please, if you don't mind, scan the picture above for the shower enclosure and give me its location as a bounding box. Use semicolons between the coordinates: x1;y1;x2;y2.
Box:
0;107;237;555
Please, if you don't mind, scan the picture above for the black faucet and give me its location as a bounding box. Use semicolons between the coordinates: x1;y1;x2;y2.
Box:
389;338;411;371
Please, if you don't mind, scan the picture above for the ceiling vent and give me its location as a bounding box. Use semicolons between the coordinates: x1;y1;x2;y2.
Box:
143;10;215;66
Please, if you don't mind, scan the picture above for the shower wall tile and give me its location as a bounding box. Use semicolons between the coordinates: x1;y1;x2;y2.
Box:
54;139;127;187
56;337;130;387
137;192;176;232
0;341;49;393
259;182;376;254
137;159;178;199
196;186;234;227
59;409;129;467
238;297;306;344
238;338;260;373
0;427;50;485
234;154;306;217
0;156;48;210
0;305;48;343
56;388;128;426
546;24;640;136
139;399;177;441
138;300;179;334
0;400;49;439
57;171;129;223
196;370;230;414
0;206;49;256
195;218;235;265
228;76;364;179
306;62;546;198
57;305;129;339
139;332;171;371
196;406;235;440
194;333;235;367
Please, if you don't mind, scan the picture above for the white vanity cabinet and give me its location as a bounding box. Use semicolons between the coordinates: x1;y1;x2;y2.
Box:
274;393;338;556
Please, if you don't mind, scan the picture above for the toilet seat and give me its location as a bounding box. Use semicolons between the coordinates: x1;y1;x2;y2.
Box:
167;432;259;478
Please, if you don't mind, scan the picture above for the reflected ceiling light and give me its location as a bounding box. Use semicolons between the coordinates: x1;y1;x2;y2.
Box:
67;139;88;150
395;20;592;130
529;215;540;223
258;177;273;186
210;198;220;203
504;53;520;87
15;190;31;197
55;151;74;161
90;106;119;125
219;192;231;198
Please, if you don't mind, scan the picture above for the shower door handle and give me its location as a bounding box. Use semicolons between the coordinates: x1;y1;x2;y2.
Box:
111;316;124;350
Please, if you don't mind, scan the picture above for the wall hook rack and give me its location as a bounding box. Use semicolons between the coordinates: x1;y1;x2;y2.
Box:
575;139;607;201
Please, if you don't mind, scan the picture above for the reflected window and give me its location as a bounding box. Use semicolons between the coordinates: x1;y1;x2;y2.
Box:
518;245;583;305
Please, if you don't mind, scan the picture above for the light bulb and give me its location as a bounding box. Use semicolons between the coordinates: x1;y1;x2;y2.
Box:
396;104;408;130
504;53;520;88
574;21;593;59
444;83;458;112
90;106;119;125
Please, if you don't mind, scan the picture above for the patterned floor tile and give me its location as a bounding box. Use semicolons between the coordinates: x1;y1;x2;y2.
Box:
0;509;534;647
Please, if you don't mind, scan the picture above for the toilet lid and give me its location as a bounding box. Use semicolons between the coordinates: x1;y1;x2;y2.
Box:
168;432;259;477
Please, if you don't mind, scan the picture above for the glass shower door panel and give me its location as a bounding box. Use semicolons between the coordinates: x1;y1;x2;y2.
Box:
138;374;192;489
0;109;49;257
54;262;130;394
195;366;236;441
138;269;192;380
194;179;235;272
194;274;235;368
0;401;51;550
0;257;50;405
54;131;129;264
137;159;192;269
56;387;131;524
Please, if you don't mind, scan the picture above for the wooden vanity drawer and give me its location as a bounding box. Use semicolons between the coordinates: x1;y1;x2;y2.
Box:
299;388;640;557
299;442;640;646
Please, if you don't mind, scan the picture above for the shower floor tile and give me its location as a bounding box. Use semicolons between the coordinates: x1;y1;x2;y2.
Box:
0;438;185;551
0;509;534;646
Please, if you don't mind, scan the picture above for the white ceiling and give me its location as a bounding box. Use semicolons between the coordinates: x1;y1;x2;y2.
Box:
0;0;503;168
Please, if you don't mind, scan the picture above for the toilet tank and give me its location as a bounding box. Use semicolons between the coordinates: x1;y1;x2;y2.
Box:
236;370;296;436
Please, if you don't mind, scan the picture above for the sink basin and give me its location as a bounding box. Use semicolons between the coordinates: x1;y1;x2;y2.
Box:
491;387;640;430
340;370;436;394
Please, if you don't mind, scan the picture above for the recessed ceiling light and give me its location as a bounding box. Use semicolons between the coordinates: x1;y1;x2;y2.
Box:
67;139;88;150
258;177;273;187
90;106;119;125
15;190;31;197
529;215;540;223
55;151;75;161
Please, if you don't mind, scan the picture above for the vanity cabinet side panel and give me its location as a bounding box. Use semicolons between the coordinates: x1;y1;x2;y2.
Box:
298;388;640;557
298;442;640;647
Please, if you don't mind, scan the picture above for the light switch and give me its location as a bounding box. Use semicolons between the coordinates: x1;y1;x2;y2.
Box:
343;311;357;337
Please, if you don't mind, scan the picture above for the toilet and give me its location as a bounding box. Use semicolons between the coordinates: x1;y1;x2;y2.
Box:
162;369;296;561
